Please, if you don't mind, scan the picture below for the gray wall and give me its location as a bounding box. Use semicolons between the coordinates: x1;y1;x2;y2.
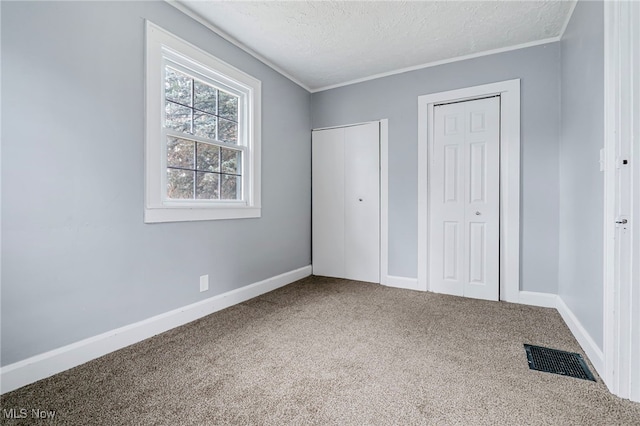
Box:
559;1;604;350
1;1;311;366
312;44;561;292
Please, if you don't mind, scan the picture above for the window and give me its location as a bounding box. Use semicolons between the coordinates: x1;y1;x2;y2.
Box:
145;22;261;223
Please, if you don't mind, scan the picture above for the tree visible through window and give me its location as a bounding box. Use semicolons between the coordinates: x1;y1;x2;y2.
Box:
164;67;242;200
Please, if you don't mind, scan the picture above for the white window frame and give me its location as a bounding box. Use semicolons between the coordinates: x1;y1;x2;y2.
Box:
145;21;261;223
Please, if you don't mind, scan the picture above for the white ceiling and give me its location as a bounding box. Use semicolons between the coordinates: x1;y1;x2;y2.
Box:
177;1;576;92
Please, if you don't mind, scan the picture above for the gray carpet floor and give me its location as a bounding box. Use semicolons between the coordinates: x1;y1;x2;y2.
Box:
2;275;640;425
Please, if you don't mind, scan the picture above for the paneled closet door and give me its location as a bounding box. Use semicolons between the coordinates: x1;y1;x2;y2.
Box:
429;97;500;301
312;122;380;283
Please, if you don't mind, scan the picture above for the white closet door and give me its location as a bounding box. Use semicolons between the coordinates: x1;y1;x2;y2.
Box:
344;123;380;283
312;127;345;279
430;97;500;301
312;122;380;283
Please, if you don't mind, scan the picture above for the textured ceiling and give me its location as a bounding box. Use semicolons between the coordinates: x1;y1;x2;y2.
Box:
178;1;575;91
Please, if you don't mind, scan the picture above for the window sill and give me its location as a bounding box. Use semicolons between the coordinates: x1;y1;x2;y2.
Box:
144;206;261;223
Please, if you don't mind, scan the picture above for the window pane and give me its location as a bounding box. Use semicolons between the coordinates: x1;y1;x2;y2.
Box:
165;67;192;106
196;143;219;172
193;112;217;140
218;90;238;121
167;168;194;199
166;101;191;134
167;137;194;169
194;80;217;114
221;174;241;200
196;172;219;200
221;148;241;174
218;118;238;144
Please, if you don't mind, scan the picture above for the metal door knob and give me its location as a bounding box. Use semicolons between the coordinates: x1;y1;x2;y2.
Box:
358;198;363;202
616;219;628;224
475;211;481;215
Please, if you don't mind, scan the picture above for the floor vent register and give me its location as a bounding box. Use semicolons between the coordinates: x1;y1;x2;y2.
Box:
524;344;596;381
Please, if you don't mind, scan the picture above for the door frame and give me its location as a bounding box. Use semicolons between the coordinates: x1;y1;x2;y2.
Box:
603;0;639;402
418;79;521;302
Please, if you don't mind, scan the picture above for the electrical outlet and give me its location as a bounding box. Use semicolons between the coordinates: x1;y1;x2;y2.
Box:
199;275;209;292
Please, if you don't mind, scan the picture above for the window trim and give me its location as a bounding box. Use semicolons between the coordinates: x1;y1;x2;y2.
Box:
145;21;261;223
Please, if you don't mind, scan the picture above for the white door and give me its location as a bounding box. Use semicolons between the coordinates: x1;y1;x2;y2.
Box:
429;96;500;301
603;0;639;401
312;122;380;283
312;127;345;279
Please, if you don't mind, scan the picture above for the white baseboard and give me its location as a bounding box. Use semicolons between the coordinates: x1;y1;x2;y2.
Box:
518;291;558;308
516;290;604;379
1;270;606;396
0;265;312;394
555;296;605;378
384;275;422;291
